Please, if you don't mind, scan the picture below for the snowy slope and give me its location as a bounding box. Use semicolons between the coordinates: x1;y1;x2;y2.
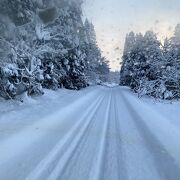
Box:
0;86;180;180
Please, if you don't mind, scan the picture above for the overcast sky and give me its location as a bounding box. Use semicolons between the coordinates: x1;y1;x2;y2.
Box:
82;0;180;71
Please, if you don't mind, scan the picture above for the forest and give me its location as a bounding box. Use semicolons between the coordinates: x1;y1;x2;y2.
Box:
1;0;180;101
0;0;109;99
120;25;180;100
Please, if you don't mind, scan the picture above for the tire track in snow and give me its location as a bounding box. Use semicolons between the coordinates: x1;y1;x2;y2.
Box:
0;87;102;166
26;93;105;180
88;89;112;180
113;91;128;180
50;91;110;180
97;89;128;180
0;88;104;180
120;91;180;180
52;90;108;180
120;87;180;162
115;90;160;180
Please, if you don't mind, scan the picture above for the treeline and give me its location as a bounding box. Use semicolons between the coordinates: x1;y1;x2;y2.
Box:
0;0;109;99
120;24;180;100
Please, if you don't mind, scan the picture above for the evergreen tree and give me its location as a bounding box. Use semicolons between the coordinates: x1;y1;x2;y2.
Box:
0;0;89;99
120;32;136;86
120;31;168;99
162;24;180;99
83;19;109;84
0;0;109;99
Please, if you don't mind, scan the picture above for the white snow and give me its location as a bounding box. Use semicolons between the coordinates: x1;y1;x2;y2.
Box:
0;86;180;180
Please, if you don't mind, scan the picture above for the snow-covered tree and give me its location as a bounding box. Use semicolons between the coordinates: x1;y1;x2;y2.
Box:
120;32;136;87
83;19;109;84
161;24;180;99
36;0;88;90
120;30;172;99
0;0;109;99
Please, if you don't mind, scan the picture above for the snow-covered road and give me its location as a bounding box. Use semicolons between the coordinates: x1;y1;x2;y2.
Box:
0;86;180;180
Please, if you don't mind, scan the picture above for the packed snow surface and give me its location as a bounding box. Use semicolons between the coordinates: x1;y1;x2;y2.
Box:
0;86;180;180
